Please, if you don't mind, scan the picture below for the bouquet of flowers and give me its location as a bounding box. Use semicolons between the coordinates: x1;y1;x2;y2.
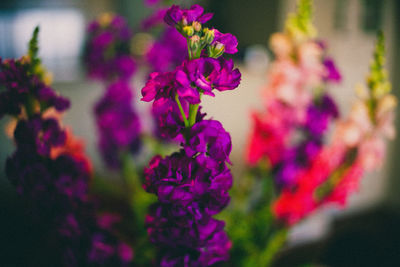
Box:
0;0;396;266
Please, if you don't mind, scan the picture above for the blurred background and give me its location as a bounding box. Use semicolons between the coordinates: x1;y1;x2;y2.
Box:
0;0;399;266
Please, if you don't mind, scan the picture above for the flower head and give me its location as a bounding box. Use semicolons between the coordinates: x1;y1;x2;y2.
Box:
164;5;213;27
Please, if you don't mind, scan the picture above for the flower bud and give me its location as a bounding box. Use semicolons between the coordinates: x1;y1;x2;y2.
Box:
207;42;225;58
192;21;202;32
203;28;215;45
189;35;201;51
182;26;194;37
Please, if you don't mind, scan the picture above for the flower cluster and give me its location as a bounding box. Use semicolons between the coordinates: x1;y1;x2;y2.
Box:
94;81;141;168
84;13;143;168
141;5;241;266
0;56;69;119
1;28;133;265
246;0;341;191
84;13;136;81
273;32;396;225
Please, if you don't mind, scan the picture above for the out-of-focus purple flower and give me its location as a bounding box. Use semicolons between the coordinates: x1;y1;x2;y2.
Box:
211;29;238;55
0;58;70;118
323;57;341;83
145;0;161;6
142;8;167;30
84;14;136;81
146;27;187;72
13;116;66;157
164;5;213;27
94;81;141;168
305;94;339;137
185;120;232;164
274;94;338;188
146;203;231;267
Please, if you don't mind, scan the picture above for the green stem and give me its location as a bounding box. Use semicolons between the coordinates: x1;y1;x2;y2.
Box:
175;93;189;127
188;92;203;127
188;104;199;127
259;227;289;267
187;39;192;60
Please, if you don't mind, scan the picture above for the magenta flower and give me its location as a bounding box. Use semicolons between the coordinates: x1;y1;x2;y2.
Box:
146;27;187;72
212;29;238;54
0;58;69;118
184;120;232;164
94;81;141;168
164;4;213;26
84;15;136;81
175;58;241;98
323;57;342;83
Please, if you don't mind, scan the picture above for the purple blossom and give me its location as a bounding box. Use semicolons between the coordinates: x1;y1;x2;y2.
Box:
141;4;239;265
274;94;339;188
164;5;213;27
84;15;136;81
146;27;187;72
145;0;161;6
184;120;232;164
94;81;141;168
305;94;339;137
152;98;186;140
211;29;238;54
143;151;232;218
175;58;241;99
0;58;70;118
142;8;167;30
323;57;342;83
146;204;231;267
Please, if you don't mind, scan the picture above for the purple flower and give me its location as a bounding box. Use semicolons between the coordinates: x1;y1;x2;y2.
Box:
94;81;141;168
211;58;242;91
152;98;186;140
146;27;187;72
305;94;339;137
185;120;232;164
164;5;213;27
145;0;161;6
142;8;167;30
323;57;342;83
146;204;231;267
0;58;70;118
84;15;135;81
211;29;238;54
175;58;241;99
143;151;232;216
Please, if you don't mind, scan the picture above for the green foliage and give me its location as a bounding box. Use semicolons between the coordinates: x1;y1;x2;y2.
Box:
368;31;391;99
28;26;43;74
221;166;288;267
285;0;317;42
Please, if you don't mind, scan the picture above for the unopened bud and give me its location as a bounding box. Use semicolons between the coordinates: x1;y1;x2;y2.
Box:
189;35;201;51
203;28;215;45
207;42;225;58
182;26;194;37
192;21;202;32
